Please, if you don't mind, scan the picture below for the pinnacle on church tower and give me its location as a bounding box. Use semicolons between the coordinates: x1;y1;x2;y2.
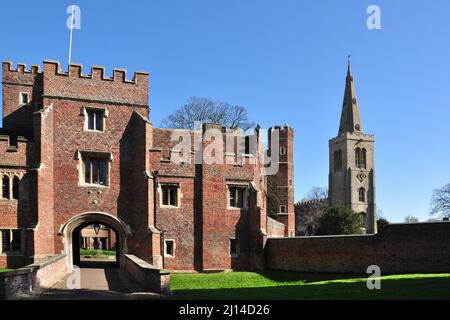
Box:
338;56;363;135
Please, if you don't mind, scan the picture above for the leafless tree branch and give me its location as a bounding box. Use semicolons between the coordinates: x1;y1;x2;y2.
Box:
161;97;255;130
305;186;328;200
430;183;450;218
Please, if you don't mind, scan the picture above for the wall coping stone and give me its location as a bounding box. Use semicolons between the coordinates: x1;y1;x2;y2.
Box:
124;254;169;275
0;254;67;279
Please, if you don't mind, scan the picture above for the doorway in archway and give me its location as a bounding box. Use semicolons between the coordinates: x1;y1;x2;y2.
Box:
72;222;119;268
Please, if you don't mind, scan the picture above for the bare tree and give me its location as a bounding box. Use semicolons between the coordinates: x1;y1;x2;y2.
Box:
304;186;328;200
377;217;389;232
376;208;385;219
161;97;255;130
430;183;450;218
404;215;419;223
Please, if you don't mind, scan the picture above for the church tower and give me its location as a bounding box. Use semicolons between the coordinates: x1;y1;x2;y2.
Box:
328;59;377;234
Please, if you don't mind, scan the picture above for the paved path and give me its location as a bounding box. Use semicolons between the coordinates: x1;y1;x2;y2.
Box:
23;266;159;300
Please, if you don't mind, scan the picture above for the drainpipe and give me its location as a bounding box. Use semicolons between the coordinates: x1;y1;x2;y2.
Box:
152;170;165;268
152;170;159;227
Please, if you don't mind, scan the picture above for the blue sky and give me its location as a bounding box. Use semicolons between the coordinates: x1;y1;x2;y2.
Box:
1;0;449;222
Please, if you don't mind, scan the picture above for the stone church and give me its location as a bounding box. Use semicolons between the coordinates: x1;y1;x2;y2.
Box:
0;60;295;271
296;61;377;235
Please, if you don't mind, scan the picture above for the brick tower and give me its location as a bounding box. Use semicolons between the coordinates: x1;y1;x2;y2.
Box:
267;125;295;237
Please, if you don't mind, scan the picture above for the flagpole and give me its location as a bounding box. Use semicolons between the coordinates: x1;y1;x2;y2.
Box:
68;5;74;65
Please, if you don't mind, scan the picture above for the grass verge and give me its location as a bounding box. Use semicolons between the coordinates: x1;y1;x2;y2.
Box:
79;249;116;256
170;271;450;299
0;269;14;273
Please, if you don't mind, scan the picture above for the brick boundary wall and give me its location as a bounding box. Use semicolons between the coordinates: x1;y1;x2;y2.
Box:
124;254;170;296
266;222;450;274
267;216;285;238
0;254;68;299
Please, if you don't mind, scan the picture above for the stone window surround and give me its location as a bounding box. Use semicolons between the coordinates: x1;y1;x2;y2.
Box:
80;106;109;133
19;92;29;105
164;239;176;258
358;187;366;203
279;146;286;156
279;204;287;213
0;173;22;201
229;238;239;258
355;147;367;169
227;183;249;211
158;182;182;209
0;229;24;255
76;150;113;188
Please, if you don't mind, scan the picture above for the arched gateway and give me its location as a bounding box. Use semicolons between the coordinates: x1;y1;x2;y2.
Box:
59;212;130;268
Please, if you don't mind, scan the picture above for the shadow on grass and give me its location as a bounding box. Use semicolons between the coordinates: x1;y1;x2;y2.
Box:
254;271;366;283
171;276;450;300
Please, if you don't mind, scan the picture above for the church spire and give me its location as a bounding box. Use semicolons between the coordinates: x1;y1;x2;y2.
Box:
338;56;363;135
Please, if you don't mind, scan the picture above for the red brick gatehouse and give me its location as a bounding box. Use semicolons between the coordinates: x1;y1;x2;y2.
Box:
0;60;295;271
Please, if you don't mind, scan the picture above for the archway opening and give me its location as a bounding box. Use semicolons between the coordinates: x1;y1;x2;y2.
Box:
61;212;128;269
73;222;119;268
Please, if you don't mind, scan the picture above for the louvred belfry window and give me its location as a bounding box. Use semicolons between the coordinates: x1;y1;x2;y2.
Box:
355;148;367;169
358;187;365;202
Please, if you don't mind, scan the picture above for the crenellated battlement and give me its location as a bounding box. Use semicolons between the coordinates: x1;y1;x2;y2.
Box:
269;124;294;135
2;60;149;85
2;61;43;89
41;60;149;107
43;60;148;85
268;124;294;150
2;61;42;75
2;62;44;136
0;134;31;167
329;131;375;145
0;134;30;146
295;198;328;207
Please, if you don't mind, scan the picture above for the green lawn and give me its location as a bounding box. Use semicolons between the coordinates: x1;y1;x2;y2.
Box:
170;271;450;299
0;269;14;273
79;249;116;256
